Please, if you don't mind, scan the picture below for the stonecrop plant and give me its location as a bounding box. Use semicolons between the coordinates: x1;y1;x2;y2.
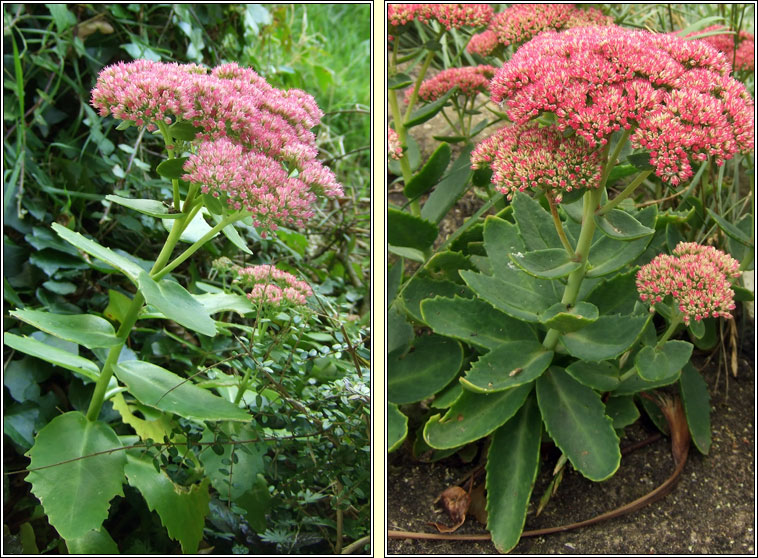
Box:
388;4;754;552
4;59;347;553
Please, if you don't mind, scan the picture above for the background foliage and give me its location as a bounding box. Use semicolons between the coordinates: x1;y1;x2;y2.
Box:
4;3;370;554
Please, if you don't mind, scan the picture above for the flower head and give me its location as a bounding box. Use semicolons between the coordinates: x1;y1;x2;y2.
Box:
91;61;325;170
235;264;313;307
182;138;336;234
410;65;497;103
388;4;492;30
636;243;740;324
92;61;342;231
685;25;755;71
486;4;613;49
467;30;500;57
388;128;403;160
471;123;603;202
489;26;755;186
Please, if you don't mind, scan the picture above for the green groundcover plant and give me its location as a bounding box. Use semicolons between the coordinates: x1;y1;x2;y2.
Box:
4;58;362;554
388;4;754;553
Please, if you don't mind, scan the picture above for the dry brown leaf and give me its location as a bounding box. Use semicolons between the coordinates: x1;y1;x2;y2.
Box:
430;486;470;533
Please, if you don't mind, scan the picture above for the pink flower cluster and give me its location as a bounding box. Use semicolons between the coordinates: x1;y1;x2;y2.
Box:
388;4;492;30
467;30;500;57
686;25;755;71
91;60;342;231
235;264;313;307
409;65;497;103
489;26;755;186
470;123;603;202
467;4;612;56
636;242;740;325
388;128;403;160
182;138;340;232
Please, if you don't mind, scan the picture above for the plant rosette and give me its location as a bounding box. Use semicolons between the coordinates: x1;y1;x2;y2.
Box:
5;59;343;552
388;22;753;553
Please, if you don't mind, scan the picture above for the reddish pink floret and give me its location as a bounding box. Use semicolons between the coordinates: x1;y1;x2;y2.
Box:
467;30;500;56
636;243;740;325
685;25;755;71
182;138;323;233
388;128;403;160
388;4;492;29
470;123;603;202
488;26;755;186
409;65;497;103
236;265;313;307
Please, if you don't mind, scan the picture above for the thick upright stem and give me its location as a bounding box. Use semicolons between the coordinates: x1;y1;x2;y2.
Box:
543;188;603;350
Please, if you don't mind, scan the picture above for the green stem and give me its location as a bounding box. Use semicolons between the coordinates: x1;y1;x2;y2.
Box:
86;292;146;421
402;31;443;123
596;170;653;216
547;193;575;257
542;188;603;351
152;212;243;281
656;313;684;348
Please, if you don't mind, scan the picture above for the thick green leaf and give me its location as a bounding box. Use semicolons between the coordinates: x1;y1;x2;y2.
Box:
387;208;438;252
461;270;558;323
565;360;620;391
595;209;655;240
65;527;119;555
690;317;718;350
585;270;639;315
388;134;421;174
537;368;621;481
424;250;474;283
388;73;413;89
138;271;216;337
539;301;599;333
462;341;552;393
4;332;100;382
52;223;144;283
482;216;524;273
418;144;475;224
612;366;682;395
405;142;451;199
164;210;215;244
586;206;657;277
388;305;414;354
679;362;711;455
707;208;752;246
105;195;183;219
388;403;408;452
511;248;582;279
687;318;706;339
10;309;120;349
114;360;251;421
26;411;125;540
168;120;202;141
635;340;693;381
431;382;463;409
405;87;457;128
421;296;536;351
561;314;649;361
387;335;463;404
155;157;190;180
194;293;254;316
424;384;532;449
605;396;640;429
511;192;561;250
486;394;541;554
399;274;472;323
125;452;210;553
220;220;253;255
